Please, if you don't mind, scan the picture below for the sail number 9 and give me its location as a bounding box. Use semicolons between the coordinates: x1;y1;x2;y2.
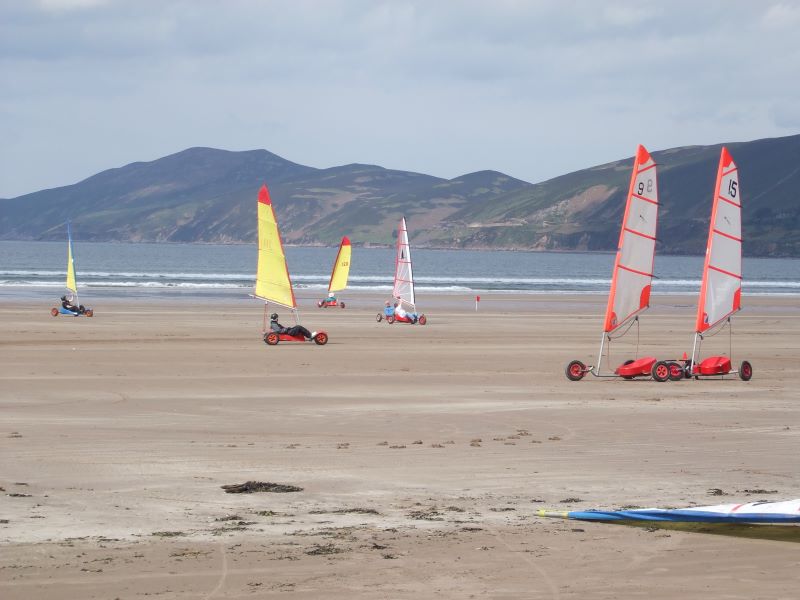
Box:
637;178;654;196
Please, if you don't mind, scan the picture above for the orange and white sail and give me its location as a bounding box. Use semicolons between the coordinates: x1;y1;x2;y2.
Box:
254;184;296;309
327;236;351;294
696;147;741;333
393;217;415;308
603;145;659;334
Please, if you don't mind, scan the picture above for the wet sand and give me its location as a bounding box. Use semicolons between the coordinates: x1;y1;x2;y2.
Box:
1;293;799;598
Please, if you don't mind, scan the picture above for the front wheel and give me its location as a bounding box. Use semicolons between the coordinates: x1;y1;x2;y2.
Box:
668;361;683;381
317;300;324;308
652;360;670;382
376;313;383;322
51;308;59;317
739;360;753;381
264;332;280;345
565;359;587;381
314;332;328;345
340;302;345;309
418;314;427;325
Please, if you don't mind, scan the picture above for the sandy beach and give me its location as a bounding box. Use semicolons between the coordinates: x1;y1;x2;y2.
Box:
1;292;799;599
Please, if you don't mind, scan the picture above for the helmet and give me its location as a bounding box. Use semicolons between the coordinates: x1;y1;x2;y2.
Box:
270;313;279;321
384;301;390;307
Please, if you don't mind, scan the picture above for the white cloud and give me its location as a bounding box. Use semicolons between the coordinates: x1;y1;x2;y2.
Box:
0;1;798;198
36;0;109;13
761;2;800;29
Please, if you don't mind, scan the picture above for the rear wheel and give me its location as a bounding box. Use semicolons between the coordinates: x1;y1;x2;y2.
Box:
84;309;94;318
418;314;427;325
668;361;683;381
50;308;59;317
264;332;279;345
376;313;383;322
387;315;395;324
652;360;670;382
565;360;587;381
314;332;328;345
739;360;753;381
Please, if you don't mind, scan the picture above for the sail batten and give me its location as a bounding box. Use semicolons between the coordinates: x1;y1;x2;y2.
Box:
602;145;659;334
696;147;741;333
393;217;415;309
254;185;296;308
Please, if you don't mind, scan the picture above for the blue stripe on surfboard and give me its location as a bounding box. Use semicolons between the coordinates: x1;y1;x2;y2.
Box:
566;510;800;524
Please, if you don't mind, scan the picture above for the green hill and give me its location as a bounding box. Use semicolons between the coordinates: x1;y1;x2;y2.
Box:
1;135;799;256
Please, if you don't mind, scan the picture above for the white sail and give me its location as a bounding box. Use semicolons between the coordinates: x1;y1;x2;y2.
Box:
603;145;659;333
696;147;742;333
392;217;415;309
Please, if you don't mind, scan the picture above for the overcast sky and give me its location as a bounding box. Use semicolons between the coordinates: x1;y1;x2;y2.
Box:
2;0;799;198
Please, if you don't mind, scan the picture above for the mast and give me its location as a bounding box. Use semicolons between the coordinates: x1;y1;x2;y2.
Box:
392;217;415;310
327;236;351;294
596;145;658;372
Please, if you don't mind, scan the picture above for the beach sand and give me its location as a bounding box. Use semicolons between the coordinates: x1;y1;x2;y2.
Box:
1;293;799;598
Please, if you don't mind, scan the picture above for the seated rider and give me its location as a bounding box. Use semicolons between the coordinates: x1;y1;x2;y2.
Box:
269;313;316;340
383;300;394;317
61;295;84;314
394;302;417;323
326;291;336;304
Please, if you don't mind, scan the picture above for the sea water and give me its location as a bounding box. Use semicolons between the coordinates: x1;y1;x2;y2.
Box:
1;241;800;299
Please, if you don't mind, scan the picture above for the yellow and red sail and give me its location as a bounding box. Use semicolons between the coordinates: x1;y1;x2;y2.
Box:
603;145;659;333
696;147;742;333
254;185;296;308
327;236;351;293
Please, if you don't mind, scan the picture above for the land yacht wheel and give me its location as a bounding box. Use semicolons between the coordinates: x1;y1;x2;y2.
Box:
739;360;753;381
668;362;683;381
652;361;670;382
565;360;587;381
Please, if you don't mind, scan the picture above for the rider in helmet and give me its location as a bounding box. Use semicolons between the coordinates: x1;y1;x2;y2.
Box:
383;300;394;318
269;313;316;340
61;294;84;314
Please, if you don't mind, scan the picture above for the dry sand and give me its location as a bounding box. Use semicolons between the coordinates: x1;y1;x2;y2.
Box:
1;293;799;599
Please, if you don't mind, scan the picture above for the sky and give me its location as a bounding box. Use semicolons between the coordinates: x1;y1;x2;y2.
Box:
2;0;799;198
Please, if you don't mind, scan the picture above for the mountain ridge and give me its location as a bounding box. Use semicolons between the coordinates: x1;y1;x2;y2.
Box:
2;135;799;256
